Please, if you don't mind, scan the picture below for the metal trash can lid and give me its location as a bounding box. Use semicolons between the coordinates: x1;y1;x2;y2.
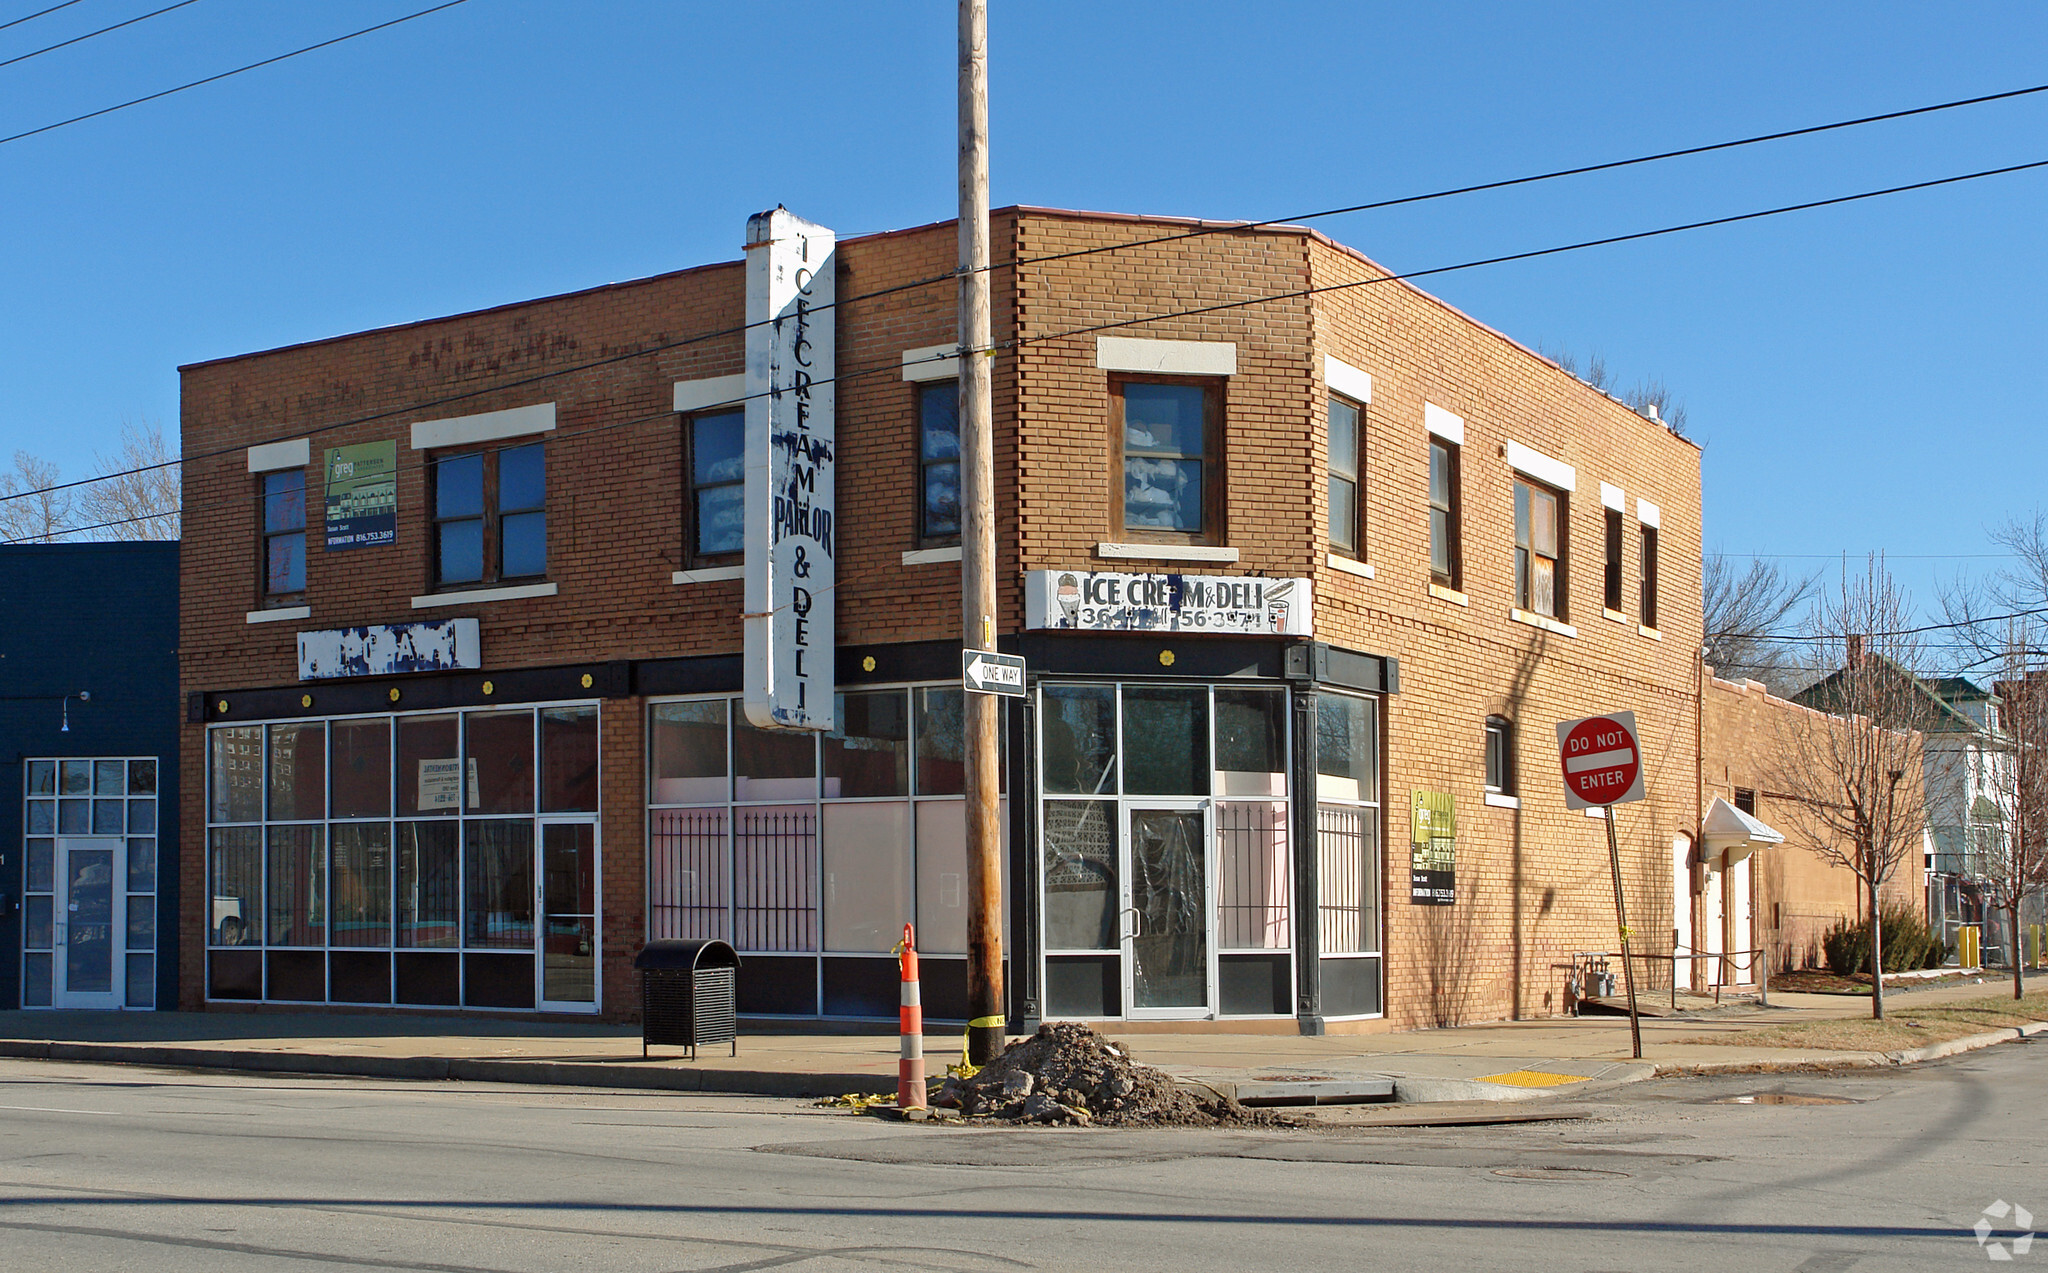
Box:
633;938;742;971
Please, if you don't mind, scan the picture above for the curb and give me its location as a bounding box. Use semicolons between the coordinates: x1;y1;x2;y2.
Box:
0;1039;896;1099
1650;1018;2048;1077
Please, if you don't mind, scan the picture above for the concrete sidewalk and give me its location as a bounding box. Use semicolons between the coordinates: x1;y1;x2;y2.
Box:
0;978;2037;1105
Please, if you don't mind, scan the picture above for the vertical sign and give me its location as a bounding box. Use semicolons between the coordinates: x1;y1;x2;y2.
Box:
742;207;836;731
323;441;397;549
1410;789;1456;904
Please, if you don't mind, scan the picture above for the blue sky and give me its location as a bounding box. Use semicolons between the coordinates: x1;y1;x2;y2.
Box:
2;1;2044;633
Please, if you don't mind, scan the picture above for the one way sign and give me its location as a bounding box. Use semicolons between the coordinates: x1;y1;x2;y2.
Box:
963;649;1026;697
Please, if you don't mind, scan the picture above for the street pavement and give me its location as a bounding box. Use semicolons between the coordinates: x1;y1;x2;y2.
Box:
0;977;2039;1104
0;1038;2040;1271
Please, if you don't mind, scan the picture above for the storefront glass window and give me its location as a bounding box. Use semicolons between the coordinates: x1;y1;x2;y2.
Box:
395;715;461;817
465;711;535;815
1041;685;1116;796
331;823;392;947
914;688;964;795
206;704;600;1011
735;704;816;802
210;726;263;824
267;723;326;821
331;718;391;818
396;821;459;948
1043;800;1118;950
650;699;728;804
825;690;910;798
465;820;534;947
1121;686;1209;795
265;825;326;947
1317;694;1379;803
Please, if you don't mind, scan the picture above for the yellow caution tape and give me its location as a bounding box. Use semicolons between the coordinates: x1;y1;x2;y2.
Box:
955;1015;1007;1075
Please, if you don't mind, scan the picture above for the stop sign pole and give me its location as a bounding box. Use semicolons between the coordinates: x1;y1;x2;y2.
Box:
1556;711;1647;1059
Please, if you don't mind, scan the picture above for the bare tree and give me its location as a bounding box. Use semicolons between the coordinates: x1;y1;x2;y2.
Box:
1986;663;2048;999
1941;513;2048;997
1780;558;1947;1020
0;451;73;543
0;421;180;544
1542;345;1689;436
79;421;180;541
1703;553;1820;693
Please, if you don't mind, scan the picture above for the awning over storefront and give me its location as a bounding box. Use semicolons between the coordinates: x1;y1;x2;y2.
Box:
1702;796;1785;868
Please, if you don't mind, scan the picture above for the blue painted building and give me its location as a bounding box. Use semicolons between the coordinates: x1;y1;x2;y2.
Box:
1;543;180;1010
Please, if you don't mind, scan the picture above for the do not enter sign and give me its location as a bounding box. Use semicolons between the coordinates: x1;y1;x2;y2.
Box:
1554;710;1646;810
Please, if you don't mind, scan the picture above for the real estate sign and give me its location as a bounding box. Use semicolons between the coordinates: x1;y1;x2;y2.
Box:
742;207;836;731
1410;789;1456;905
323;441;397;549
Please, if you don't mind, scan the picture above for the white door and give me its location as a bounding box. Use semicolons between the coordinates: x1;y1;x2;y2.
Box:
536;819;600;1012
1728;855;1754;985
1673;837;1694;991
1122;801;1214;1020
54;837;124;1010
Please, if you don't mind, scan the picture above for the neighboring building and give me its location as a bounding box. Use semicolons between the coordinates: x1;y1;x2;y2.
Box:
176;207;1702;1032
1920;676;2013;960
2;543;181;1010
1700;671;1924;978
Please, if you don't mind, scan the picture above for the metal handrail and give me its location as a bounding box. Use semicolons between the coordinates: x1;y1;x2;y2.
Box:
1556;948;1771;1012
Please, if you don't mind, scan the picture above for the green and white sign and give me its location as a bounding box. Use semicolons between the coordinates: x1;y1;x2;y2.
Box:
324;441;396;549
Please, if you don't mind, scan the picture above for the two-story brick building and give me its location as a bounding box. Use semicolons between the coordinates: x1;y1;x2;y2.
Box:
177;206;1701;1032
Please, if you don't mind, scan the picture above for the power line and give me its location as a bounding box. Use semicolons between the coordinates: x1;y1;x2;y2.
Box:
0;0;86;35
6;76;2046;508
14;150;2048;543
0;0;470;148
983;81;2048;281
0;0;203;72
991;156;2048;357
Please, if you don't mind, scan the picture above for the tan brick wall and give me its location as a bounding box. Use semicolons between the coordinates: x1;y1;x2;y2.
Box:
1702;672;1925;974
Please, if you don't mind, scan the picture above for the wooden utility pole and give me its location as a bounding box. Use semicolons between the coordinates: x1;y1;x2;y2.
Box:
959;0;1004;1066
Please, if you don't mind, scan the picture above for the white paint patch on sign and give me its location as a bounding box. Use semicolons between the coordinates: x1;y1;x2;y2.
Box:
1024;570;1313;635
742;207;836;731
297;618;480;681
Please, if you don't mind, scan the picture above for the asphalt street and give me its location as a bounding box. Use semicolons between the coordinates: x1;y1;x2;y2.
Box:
0;1040;2039;1272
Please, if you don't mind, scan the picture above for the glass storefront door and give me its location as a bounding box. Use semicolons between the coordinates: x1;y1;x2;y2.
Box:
54;837;124;1009
1125;804;1212;1017
538;820;598;1010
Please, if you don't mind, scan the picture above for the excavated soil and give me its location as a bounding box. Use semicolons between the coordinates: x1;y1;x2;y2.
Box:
931;1023;1290;1128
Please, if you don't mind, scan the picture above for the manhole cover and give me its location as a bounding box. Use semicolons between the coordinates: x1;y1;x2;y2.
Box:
1713;1093;1858;1106
1492;1167;1629;1181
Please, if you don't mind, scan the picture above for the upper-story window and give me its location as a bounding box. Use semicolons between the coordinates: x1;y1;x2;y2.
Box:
1513;476;1565;619
1639;523;1660;630
261;470;306;599
1603;507;1624;612
683;408;745;565
1114;378;1222;540
919;381;960;543
1328;396;1363;557
1428;438;1460;589
432;442;546;588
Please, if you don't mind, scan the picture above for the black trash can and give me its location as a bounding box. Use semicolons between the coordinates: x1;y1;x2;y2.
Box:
633;939;741;1059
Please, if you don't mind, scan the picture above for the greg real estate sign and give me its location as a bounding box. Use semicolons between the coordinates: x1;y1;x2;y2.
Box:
323;441;397;549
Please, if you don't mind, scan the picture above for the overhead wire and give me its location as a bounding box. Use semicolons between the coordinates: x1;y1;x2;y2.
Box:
12;149;2048;545
5;76;2047;507
0;0;86;35
0;0;202;72
0;0;470;148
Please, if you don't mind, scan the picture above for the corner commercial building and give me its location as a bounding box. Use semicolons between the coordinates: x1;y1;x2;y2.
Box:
175;207;1702;1033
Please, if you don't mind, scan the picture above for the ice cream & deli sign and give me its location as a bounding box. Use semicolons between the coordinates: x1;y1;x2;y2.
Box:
1025;570;1313;635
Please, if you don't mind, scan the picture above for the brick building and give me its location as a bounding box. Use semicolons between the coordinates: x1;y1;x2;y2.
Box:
1701;670;1930;980
177;207;1701;1032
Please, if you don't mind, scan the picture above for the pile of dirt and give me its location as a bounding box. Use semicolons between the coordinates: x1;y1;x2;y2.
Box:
931;1023;1282;1127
